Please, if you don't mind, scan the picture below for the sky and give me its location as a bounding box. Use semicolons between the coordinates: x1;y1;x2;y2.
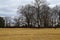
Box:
0;0;60;17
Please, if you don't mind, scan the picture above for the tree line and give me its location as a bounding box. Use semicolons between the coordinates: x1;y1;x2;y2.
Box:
0;0;60;28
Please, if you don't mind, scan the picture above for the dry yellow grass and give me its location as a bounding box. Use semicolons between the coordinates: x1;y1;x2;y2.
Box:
0;28;60;40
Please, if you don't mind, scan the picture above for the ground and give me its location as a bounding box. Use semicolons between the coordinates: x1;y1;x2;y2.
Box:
0;28;60;40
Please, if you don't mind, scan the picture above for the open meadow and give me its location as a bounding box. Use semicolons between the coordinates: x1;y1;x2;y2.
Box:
0;28;60;40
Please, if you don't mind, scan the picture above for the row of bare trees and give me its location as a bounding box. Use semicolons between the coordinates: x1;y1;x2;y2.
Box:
0;0;60;28
15;0;60;28
16;0;52;27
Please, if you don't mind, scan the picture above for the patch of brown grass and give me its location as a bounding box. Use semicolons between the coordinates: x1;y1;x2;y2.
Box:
0;28;60;40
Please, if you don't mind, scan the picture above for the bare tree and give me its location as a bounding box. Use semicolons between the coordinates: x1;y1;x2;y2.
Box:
5;17;11;27
19;4;36;27
14;16;21;27
52;6;59;27
33;0;49;27
41;5;50;27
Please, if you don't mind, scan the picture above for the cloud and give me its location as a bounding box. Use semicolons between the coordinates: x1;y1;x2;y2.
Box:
48;0;60;5
0;0;19;16
0;0;34;17
47;0;60;8
0;0;60;17
20;0;33;5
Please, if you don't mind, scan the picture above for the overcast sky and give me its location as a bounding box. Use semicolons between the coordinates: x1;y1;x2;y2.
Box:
0;0;60;17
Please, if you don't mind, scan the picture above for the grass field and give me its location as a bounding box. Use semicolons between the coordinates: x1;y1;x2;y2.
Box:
0;28;60;40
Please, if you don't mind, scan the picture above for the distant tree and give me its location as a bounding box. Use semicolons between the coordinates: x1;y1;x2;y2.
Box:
34;0;42;27
14;17;21;27
4;17;11;27
18;4;36;27
52;6;59;27
0;17;5;28
41;5;50;27
33;0;50;27
58;11;60;24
